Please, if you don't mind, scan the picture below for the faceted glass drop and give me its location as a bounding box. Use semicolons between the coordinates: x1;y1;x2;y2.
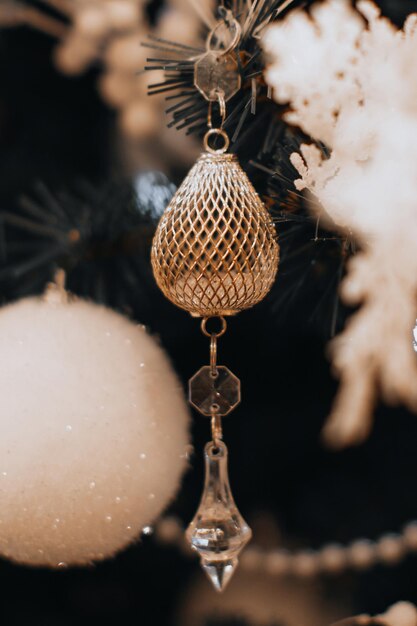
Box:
186;440;252;592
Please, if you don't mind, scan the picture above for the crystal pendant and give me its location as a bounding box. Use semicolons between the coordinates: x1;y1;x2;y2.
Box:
189;365;241;417
186;440;252;592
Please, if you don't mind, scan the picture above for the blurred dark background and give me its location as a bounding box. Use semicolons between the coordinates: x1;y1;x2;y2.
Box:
1;1;417;625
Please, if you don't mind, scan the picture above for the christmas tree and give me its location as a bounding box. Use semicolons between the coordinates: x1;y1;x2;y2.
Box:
0;1;416;625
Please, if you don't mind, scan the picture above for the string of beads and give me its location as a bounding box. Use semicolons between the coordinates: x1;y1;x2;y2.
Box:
150;515;417;578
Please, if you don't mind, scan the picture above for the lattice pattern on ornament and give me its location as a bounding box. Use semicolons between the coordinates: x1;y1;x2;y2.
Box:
151;153;279;317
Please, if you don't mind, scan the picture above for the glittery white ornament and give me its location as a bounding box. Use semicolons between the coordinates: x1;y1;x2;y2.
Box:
0;291;190;567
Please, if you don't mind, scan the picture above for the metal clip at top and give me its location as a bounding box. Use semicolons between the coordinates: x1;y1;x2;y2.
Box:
194;14;242;103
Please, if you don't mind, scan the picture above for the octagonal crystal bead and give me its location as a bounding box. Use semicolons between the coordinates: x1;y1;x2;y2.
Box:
194;52;241;102
189;366;240;417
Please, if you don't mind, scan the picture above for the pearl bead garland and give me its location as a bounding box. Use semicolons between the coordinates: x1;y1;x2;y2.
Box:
153;516;417;578
331;602;417;626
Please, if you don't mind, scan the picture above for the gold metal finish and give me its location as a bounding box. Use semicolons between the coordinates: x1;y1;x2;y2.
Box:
207;93;226;130
205;15;241;55
201;316;227;338
188;317;240;419
151;152;279;317
211;413;223;446
43;269;69;305
208;325;223;446
210;335;217;376
194;13;241;104
154;7;264;593
203;128;230;154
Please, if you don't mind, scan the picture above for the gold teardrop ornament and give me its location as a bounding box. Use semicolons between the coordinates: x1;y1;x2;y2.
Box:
150;13;279;589
151;137;279;318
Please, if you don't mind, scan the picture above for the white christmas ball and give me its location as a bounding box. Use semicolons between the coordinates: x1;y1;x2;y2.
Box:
0;294;190;567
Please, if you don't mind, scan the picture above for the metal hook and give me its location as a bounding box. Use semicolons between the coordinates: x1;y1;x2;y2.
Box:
206;15;241;55
210;412;223;447
208;90;226;128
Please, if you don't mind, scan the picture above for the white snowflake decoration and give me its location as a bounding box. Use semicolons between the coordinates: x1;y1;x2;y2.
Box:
263;0;417;447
